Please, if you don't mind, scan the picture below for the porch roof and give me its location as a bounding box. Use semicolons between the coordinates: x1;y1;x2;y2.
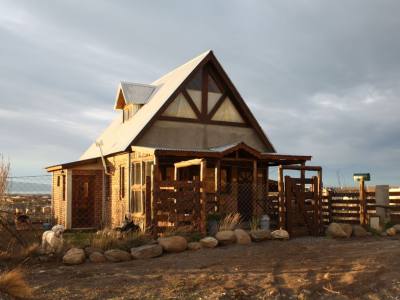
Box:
132;142;311;165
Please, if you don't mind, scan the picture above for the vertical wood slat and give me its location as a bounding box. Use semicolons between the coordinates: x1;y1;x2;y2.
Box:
278;165;285;229
145;176;151;231
200;160;207;234
284;175;292;234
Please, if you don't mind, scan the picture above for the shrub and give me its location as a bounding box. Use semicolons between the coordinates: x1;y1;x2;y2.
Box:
0;268;32;299
89;229;150;251
218;213;241;231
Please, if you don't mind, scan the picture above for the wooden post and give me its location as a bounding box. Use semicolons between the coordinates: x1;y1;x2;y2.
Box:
265;163;270;215
252;160;257;216
359;178;366;225
145;176;151;231
151;157;160;237
278;165;285;229
200;160;207;234
317;169;323;233
215;160;221;212
284;175;291;234
194;176;201;232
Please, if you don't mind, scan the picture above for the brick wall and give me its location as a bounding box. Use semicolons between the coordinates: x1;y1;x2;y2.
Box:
51;171;66;227
105;153;130;228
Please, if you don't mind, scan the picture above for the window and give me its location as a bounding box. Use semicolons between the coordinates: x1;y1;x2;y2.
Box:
119;166;125;199
57;176;60;187
104;175;111;201
144;161;153;181
133;162;141;185
62;175;65;201
131;191;143;213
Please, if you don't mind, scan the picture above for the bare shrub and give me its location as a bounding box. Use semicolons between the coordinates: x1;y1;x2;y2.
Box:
218;213;241;231
0;268;32;299
0;154;10;200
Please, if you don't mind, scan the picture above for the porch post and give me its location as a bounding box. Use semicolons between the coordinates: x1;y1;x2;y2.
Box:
252;160;257;216
215;160;221;211
200;159;207;234
278;165;285;229
65;169;72;229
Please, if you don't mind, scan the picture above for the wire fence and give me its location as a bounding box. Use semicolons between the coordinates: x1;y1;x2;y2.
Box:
1;175;52;224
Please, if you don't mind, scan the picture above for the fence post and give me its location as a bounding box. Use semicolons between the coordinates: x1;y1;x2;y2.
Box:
359;178;367;225
278;165;285;229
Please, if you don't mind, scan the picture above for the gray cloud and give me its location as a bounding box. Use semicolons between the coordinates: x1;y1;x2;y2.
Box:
0;0;400;186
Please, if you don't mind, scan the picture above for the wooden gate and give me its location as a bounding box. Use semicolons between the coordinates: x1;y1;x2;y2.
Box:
72;175;95;228
152;179;201;235
284;176;322;236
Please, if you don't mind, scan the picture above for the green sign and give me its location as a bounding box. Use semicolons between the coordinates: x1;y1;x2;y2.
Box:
353;173;370;181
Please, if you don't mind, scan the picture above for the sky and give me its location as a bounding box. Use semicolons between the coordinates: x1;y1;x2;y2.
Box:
0;0;399;187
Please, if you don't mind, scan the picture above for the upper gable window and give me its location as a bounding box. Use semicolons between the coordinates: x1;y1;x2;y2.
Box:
207;74;222;113
211;96;244;123
123;104;140;122
162;93;197;119
186;71;202;112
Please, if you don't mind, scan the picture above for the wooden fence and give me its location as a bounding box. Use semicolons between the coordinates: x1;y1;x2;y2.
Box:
322;187;400;225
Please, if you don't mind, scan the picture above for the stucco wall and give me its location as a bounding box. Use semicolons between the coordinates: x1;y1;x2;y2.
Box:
136;120;269;152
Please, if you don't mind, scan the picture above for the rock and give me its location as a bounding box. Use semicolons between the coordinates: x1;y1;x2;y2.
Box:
62;248;85;265
84;246;103;257
271;229;289;240
215;230;236;245
234;229;251;244
250;229;271;242
158;236;187;253
187;242;202;250
339;223;353;238
386;227;397;236
393;224;400;233
89;251;106;263
104;249;132;262
131;244;163;259
200;237;218;248
352;225;368;237
326;223;348;238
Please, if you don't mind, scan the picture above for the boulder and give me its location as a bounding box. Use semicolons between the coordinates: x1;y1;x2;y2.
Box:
200;237;218;248
386;227;397;236
234;229;251;244
339;223;353;238
393;224;400;233
326;223;347;238
271;229;289;240
158;236;187;253
250;229;271;242
352;225;368;237
215;230;236;245
131;244;163;259
187;242;202;250
84;246;103;257
104;249;132;262
89;251;106;263
63;248;85;265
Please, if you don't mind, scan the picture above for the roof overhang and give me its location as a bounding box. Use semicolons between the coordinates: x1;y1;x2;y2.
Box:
45;157;100;172
132;142;311;165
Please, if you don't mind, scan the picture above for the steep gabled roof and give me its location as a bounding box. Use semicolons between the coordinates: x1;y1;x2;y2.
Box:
80;50;275;161
80;50;211;160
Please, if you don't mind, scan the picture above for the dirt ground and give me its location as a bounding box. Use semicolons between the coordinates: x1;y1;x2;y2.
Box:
23;236;400;300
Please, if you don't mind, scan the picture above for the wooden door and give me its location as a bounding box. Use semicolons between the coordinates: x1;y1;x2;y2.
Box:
285;176;320;236
72;175;95;228
237;168;253;221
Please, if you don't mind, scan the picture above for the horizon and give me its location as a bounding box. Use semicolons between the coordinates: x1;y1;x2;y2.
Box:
1;1;400;186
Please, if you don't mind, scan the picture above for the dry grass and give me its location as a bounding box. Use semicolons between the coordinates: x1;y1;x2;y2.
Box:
249;216;260;231
218;213;241;231
0;268;32;299
89;229;150;251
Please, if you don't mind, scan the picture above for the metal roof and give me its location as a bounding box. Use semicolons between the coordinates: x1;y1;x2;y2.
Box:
114;82;156;109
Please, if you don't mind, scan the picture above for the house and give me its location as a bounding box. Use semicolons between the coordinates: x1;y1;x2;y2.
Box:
46;50;321;235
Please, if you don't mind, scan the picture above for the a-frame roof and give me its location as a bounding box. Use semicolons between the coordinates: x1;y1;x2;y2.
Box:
80;50;275;160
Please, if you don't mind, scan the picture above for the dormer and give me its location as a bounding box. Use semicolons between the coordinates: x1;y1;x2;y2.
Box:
114;82;156;122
